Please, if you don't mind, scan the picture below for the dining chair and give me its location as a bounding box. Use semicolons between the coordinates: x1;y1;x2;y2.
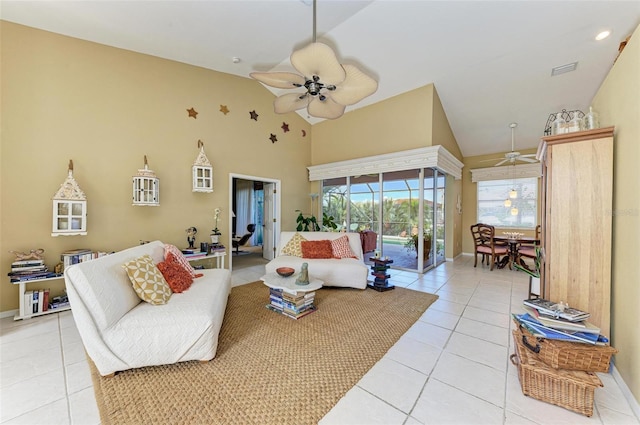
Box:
470;223;508;271
517;224;541;267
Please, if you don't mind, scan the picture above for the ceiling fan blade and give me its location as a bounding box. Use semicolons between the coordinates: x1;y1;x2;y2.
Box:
307;96;346;120
478;158;503;162
330;64;378;106
494;159;509;167
250;72;306;89
518;157;539;163
520;154;537;158
291;43;345;85
273;92;309;114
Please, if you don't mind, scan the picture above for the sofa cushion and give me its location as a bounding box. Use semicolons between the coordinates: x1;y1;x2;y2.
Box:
157;252;193;293
122;254;172;305
301;240;334;259
281;232;307;257
164;244;197;277
331;235;358;259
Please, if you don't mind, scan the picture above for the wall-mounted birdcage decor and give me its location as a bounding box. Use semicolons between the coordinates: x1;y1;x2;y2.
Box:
132;155;160;206
192;139;213;193
52;159;87;236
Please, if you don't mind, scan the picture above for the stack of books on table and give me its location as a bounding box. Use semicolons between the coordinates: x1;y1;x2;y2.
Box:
8;260;61;282
267;288;316;320
61;249;112;271
513;298;606;345
209;243;225;253
182;249;207;260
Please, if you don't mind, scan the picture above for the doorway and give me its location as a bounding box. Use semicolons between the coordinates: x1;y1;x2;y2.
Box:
229;174;280;271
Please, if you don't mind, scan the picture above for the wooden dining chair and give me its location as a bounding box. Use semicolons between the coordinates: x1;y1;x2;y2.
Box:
470;223;508;270
517;224;541;268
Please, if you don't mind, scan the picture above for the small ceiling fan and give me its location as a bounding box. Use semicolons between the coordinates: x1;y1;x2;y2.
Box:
489;123;538;166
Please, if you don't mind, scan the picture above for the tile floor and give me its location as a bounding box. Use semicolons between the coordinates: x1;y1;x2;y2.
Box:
1;256;638;424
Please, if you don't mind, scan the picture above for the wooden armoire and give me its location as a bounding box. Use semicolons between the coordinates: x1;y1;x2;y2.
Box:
536;126;614;337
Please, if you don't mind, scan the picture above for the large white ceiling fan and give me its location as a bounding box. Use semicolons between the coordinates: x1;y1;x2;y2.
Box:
249;0;378;120
491;123;538;166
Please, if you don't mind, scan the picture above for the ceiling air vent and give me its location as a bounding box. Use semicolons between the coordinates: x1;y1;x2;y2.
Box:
551;62;578;76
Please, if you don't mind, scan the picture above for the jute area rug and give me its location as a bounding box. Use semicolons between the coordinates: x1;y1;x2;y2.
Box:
90;281;438;425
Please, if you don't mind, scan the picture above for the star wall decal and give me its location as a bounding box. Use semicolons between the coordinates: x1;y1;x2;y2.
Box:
281;122;290;133
187;107;198;119
269;134;278;143
219;105;229;115
249;110;259;121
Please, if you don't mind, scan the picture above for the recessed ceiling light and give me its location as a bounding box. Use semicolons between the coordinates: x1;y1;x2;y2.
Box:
595;30;611;41
232;57;241;63
551;62;578;76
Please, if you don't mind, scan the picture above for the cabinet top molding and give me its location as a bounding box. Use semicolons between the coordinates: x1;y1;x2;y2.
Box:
537;126;614;160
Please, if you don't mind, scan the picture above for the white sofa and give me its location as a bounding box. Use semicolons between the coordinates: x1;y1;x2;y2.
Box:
265;231;369;289
64;240;231;376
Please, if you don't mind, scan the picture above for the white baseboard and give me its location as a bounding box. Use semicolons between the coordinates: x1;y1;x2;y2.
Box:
0;309;18;319
612;363;640;419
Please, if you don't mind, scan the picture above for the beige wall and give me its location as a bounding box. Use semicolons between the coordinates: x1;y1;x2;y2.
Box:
592;23;640;404
0;22;312;312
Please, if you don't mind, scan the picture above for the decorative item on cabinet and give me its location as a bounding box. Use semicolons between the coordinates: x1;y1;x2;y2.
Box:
544;109;585;136
132;155;159;206
52;160;87;236
192;139;213;193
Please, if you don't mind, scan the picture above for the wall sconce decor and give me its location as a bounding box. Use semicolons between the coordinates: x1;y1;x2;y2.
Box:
52;159;87;236
192;140;213;193
132;155;159;206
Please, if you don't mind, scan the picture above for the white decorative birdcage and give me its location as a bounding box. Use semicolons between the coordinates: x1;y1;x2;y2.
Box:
132;155;159;206
52;160;87;236
192;140;213;193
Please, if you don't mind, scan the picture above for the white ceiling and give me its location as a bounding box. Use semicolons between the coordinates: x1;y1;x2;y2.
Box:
2;1;638;158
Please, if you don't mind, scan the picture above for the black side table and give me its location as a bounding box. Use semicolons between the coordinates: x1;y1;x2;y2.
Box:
368;257;394;292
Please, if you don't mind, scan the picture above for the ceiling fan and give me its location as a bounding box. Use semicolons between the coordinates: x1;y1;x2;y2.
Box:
490;123;538;167
249;0;377;120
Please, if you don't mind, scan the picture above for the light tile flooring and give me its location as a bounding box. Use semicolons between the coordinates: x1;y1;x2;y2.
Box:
1;256;638;424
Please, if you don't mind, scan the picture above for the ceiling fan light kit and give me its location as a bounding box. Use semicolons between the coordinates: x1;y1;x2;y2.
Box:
250;0;377;119
490;122;538;167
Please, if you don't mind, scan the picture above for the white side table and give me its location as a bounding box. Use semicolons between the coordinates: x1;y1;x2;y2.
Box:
186;251;226;269
260;273;323;294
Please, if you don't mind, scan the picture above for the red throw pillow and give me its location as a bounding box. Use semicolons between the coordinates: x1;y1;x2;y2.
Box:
300;240;334;259
331;235;357;259
157;252;194;293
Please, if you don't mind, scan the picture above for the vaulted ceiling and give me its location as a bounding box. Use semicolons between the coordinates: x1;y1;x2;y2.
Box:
2;1;638;158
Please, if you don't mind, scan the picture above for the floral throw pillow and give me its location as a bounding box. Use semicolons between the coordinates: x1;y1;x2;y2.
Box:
331;235;357;259
122;254;172;305
157;252;194;293
164;244;197;278
281;233;307;257
301;240;334;259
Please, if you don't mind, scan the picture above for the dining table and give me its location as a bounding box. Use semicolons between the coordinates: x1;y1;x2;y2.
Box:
492;234;539;270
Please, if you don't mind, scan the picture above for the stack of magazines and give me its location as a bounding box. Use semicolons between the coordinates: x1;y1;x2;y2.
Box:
513;298;608;345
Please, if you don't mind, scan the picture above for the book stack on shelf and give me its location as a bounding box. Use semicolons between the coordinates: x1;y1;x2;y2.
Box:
61;249;112;271
266;288;316;320
510;298;618;417
8;259;61;283
181;249;207;260
23;288;50;316
209;243;225;253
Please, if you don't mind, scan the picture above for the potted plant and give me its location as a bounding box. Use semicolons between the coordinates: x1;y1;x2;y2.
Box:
514;247;542;297
210;207;222;243
295;210;320;231
404;230;432;260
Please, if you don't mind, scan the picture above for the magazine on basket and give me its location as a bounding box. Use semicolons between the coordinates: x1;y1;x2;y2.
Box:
523;298;590;322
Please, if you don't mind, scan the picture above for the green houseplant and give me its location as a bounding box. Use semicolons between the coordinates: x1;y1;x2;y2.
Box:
405;230;432;260
514;246;542;297
295;210;320;231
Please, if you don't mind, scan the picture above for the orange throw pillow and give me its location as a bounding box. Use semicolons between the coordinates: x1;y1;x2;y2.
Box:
157;252;194;293
300;240;334;259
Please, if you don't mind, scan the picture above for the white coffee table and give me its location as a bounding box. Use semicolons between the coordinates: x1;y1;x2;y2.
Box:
261;273;323;319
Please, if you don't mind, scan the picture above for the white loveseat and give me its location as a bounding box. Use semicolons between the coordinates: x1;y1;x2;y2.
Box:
65;240;231;376
265;231;369;289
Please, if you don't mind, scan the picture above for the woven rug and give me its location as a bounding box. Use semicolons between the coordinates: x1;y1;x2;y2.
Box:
89;281;438;425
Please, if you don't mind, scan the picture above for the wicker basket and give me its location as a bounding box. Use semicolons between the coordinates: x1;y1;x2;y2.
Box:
514;323;617;372
511;330;603;417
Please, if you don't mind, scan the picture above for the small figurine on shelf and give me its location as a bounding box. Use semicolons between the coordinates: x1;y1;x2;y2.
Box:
9;248;45;261
295;262;309;286
186;227;197;249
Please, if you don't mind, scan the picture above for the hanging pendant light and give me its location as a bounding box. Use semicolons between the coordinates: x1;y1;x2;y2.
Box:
511;207;519;216
250;0;377;119
504;198;512;207
509;163;517;199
